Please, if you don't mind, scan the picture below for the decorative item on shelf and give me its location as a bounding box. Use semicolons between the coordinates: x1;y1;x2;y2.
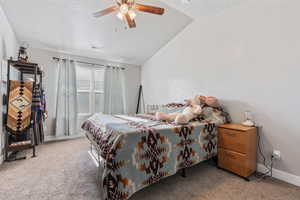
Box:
18;46;29;63
7;81;33;133
242;110;255;127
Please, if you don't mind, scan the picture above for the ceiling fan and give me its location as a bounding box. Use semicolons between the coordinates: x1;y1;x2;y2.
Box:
93;0;165;28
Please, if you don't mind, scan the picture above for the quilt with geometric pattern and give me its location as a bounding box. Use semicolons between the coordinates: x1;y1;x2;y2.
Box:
82;106;226;200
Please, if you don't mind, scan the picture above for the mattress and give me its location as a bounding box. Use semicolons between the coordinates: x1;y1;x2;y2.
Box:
82;107;226;200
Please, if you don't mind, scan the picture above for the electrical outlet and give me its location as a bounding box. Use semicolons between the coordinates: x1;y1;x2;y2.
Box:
272;150;281;160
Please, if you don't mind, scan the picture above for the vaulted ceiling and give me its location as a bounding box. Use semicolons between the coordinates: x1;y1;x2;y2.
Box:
161;0;249;18
1;0;246;65
0;0;191;65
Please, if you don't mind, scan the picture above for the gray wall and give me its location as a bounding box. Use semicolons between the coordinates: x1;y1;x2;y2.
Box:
142;0;300;176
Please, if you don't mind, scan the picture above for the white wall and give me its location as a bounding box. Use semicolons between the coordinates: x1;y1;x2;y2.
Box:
0;5;19;163
0;7;18;59
27;48;141;138
142;0;300;176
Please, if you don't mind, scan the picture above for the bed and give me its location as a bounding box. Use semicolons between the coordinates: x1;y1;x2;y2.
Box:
82;105;228;200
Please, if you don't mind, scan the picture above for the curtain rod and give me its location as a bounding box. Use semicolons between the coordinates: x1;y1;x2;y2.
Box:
52;57;126;70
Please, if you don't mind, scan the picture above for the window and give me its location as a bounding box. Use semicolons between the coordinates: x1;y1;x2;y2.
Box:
76;65;105;117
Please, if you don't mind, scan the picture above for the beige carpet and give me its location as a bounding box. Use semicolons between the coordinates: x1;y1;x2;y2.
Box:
0;138;299;200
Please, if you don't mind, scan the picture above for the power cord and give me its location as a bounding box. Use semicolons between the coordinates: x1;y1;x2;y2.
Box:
255;126;274;181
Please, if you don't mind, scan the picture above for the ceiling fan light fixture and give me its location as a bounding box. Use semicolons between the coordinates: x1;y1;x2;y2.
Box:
117;12;124;20
93;0;165;28
128;10;136;20
120;4;129;14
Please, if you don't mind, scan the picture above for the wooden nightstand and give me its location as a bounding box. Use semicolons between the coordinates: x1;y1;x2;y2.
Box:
217;124;257;180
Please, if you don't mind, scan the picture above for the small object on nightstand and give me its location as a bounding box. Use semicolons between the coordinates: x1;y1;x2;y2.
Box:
242;111;255;127
217;124;257;180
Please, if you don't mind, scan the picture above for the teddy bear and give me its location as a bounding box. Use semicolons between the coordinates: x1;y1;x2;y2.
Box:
155;95;219;124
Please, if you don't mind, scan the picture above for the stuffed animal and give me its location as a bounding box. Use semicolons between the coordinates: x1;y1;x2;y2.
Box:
155;95;220;124
200;96;220;107
155;96;202;124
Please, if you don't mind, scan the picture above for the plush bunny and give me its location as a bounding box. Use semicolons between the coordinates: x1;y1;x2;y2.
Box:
155;96;203;124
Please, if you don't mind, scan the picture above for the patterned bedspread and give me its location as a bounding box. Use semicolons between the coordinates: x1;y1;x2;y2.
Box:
82;107;226;200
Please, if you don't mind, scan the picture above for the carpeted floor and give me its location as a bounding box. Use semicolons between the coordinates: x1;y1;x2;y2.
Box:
0;138;299;200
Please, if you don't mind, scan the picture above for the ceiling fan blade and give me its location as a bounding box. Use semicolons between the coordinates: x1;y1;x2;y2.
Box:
125;13;136;28
135;3;165;15
93;6;118;18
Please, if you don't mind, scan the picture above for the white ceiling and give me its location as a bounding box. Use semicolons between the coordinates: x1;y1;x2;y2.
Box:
161;0;249;18
1;0;192;65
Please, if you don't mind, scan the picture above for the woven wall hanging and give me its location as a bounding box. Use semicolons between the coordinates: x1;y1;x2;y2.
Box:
7;81;33;133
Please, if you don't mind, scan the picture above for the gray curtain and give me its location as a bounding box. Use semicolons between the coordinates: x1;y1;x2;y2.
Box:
55;59;78;137
104;67;126;114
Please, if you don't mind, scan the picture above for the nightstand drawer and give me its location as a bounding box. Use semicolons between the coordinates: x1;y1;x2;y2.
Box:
218;148;247;177
218;128;247;154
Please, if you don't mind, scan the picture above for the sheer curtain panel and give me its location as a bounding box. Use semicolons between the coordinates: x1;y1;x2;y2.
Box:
55;59;78;137
104;67;126;115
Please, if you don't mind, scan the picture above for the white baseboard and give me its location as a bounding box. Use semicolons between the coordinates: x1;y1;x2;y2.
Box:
257;163;300;187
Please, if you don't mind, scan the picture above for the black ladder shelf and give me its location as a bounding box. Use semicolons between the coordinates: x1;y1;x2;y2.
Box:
4;58;43;161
